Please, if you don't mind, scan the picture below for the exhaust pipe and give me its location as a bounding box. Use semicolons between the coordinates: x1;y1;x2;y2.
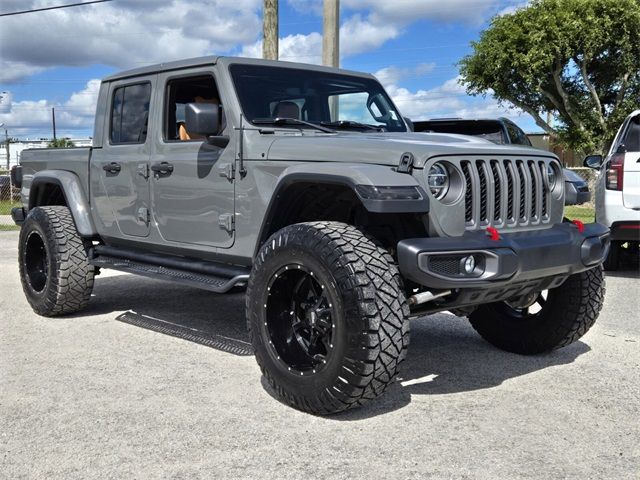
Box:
408;290;452;306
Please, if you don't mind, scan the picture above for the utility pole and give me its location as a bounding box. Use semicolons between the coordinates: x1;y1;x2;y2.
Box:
52;107;57;142
323;0;340;120
263;0;278;60
322;0;339;67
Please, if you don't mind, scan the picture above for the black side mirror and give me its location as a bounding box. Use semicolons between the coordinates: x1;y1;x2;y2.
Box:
185;103;229;148
404;117;414;132
583;154;603;169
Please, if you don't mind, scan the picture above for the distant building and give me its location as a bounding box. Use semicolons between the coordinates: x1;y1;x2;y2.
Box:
0;138;92;169
527;133;582;167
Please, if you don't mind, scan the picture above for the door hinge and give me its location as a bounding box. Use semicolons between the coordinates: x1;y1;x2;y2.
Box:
137;163;149;180
218;163;235;181
137;206;150;225
397;152;415;174
218;213;235;233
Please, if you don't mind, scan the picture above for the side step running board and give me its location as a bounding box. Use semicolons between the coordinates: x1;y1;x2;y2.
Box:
89;246;250;293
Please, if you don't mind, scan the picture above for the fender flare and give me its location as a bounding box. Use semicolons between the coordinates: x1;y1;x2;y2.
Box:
28;170;97;237
256;162;429;251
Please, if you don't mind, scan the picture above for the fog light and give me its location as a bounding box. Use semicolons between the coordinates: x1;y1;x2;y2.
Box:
462;255;475;274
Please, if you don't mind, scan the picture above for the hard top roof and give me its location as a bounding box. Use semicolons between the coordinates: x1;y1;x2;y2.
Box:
102;56;374;82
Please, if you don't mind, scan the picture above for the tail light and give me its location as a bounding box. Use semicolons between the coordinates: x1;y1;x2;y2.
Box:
605;154;624;191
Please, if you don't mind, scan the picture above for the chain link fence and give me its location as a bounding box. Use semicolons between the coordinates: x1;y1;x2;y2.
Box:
0;168;20;231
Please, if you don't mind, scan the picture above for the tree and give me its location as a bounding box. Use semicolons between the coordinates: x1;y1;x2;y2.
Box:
459;0;640;153
47;138;75;148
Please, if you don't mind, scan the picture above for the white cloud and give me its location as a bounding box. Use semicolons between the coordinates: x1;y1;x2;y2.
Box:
0;80;101;137
342;0;506;25
374;63;436;86
240;13;399;65
375;71;528;123
0;0;262;83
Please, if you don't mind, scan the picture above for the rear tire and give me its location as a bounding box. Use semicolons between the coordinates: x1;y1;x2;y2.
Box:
468;266;605;354
19;206;95;316
247;221;410;415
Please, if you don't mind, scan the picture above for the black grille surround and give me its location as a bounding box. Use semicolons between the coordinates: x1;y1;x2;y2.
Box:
457;157;557;231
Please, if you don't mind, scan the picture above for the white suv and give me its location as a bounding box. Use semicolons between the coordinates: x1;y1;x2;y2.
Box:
585;109;640;270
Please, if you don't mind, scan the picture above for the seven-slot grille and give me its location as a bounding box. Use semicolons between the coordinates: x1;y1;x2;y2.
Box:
461;158;551;230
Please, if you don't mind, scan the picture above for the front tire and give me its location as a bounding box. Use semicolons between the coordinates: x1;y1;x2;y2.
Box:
468;266;605;354
247;222;410;415
19;206;95;316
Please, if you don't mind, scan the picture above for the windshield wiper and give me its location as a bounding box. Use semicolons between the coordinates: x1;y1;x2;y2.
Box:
253;117;335;133
320;120;384;131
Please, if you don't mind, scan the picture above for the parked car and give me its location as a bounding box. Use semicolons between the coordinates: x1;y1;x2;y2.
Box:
413;118;591;205
584;109;640;270
11;56;609;414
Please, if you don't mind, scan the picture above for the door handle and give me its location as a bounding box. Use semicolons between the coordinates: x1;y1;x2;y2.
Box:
151;162;174;177
102;162;121;174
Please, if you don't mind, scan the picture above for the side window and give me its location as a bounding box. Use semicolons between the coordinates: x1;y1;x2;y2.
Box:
622;116;640;152
164;75;222;141
110;83;151;144
505;121;531;146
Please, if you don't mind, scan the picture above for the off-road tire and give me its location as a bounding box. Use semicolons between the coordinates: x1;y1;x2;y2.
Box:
19;206;95;316
468;266;605;354
603;241;620;271
247;221;410;415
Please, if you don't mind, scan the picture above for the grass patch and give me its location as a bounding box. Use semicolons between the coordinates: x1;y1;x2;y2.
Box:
564;204;595;224
0;199;21;214
0;199;21;231
0;224;19;231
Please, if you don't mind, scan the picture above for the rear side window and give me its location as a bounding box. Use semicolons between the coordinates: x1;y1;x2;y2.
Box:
622;116;640;152
110;83;152;144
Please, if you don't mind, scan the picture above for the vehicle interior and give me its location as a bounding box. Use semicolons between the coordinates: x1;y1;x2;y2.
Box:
165;76;224;141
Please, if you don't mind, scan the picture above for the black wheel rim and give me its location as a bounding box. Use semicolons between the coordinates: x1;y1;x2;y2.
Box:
24;231;48;293
265;264;335;375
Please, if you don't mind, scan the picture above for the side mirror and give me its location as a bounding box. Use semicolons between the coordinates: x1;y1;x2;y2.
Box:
583;154;603;169
404;117;414;132
185;102;220;137
185;103;229;148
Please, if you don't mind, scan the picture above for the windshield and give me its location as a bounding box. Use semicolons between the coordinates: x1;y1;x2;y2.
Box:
230;64;407;132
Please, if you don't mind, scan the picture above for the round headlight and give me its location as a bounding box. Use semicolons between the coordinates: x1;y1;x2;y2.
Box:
547;164;557;189
427;162;450;199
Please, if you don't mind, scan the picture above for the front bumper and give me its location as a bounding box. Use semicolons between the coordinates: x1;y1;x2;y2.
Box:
11;207;26;225
397;222;610;290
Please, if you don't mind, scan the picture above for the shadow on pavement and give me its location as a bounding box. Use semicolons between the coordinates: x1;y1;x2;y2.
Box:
83;273;591;419
78;274;252;356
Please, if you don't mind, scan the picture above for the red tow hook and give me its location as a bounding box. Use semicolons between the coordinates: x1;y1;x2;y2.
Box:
486;226;500;241
571;219;585;233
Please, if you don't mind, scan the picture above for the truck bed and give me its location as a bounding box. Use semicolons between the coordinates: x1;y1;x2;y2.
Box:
20;147;92;206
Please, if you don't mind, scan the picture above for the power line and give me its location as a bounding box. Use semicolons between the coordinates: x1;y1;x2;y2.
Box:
0;0;114;17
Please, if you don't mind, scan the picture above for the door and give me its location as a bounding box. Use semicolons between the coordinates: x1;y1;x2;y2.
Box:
621;112;640;209
151;70;235;248
91;77;155;237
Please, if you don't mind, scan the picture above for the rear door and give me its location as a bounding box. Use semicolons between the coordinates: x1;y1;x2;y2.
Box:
91;76;155;238
621;111;640;208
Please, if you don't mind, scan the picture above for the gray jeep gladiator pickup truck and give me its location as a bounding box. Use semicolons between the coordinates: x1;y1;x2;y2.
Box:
12;56;609;414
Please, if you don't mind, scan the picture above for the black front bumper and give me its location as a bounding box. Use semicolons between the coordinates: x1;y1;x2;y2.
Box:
11;207;26;225
397;222;610;290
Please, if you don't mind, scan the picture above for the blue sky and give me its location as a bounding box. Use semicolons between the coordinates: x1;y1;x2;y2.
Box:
0;0;534;140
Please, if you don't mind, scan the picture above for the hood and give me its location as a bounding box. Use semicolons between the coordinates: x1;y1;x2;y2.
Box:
266;131;555;168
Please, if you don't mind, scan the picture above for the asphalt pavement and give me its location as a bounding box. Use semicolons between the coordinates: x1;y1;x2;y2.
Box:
1;230;638;479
